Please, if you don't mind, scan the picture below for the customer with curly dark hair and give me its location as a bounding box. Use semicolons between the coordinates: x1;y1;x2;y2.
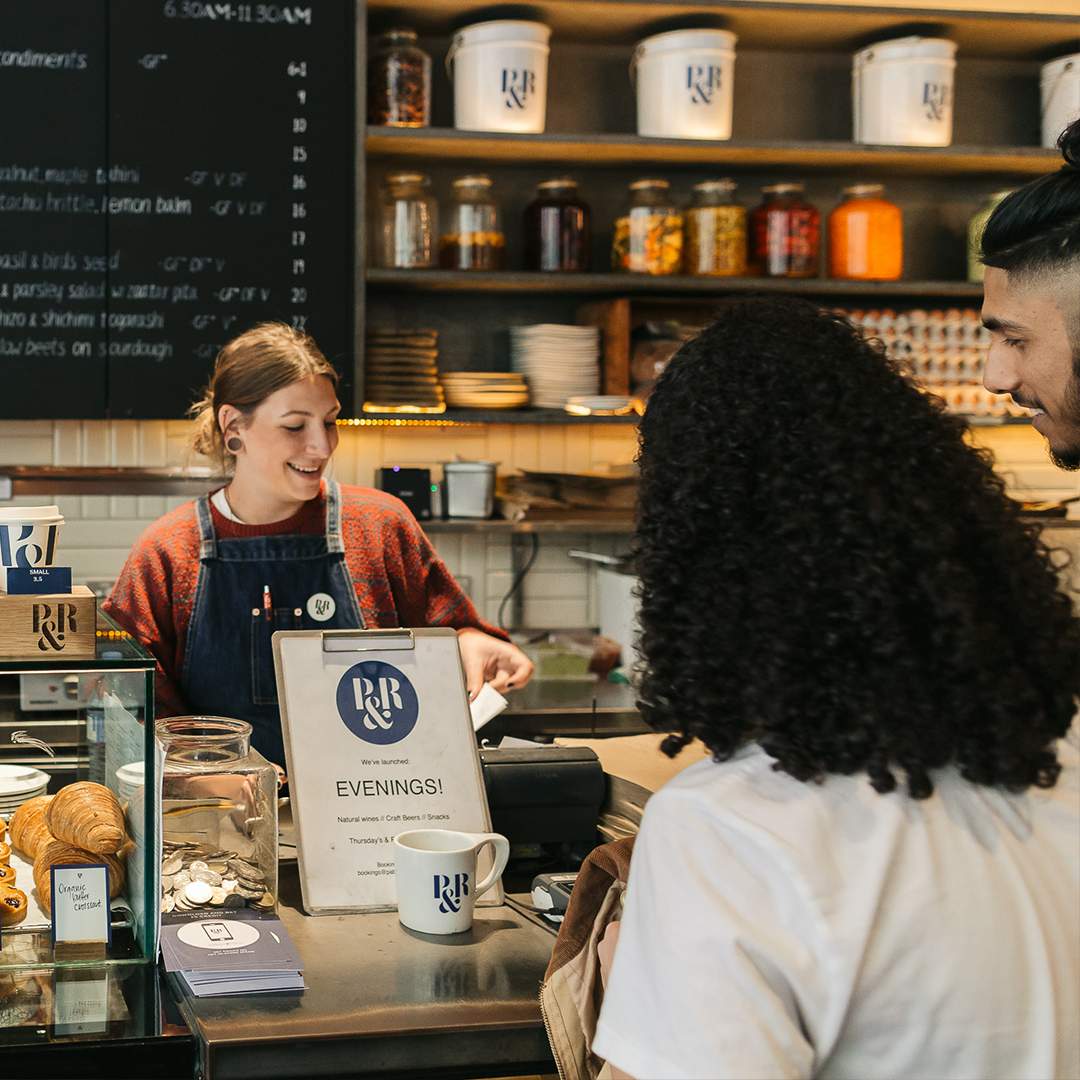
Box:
593;296;1080;1080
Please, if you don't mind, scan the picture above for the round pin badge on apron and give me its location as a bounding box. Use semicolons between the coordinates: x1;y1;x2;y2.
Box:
307;593;336;621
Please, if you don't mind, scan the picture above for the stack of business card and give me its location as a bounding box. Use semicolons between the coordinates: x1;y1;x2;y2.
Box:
160;908;305;996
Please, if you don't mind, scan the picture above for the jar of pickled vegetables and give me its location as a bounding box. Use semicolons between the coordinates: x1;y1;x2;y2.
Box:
373;173;438;268
684;179;746;276
749;183;819;278
367;29;431;127
967;189;1014;282
439;175;505;271
612;179;683;275
524;178;590;272
828;184;903;280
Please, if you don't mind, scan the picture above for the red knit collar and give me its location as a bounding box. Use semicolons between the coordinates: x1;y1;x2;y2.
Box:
209;480;326;538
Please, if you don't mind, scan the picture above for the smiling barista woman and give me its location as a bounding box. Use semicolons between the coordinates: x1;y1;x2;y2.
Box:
103;323;534;773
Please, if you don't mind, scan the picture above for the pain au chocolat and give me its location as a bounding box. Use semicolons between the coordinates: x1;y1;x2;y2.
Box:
44;782;126;855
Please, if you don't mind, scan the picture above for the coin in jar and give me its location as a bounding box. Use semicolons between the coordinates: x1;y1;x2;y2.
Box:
184;880;214;905
222;892;246;908
161;894;176;913
161;855;183;876
233;884;265;900
172;870;192;890
210;887;227;906
191;868;222;887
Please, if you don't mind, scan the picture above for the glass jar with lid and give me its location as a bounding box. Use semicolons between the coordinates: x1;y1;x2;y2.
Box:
157;716;279;914
524;178;590;272
967;189;1014;282
749;183;819;278
684;179;746;276
439;175;505;270
828;184;903;281
612;179;683;275
373;173;438;268
367;28;431;127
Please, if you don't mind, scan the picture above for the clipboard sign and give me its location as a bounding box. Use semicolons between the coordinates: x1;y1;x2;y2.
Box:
274;628;503;915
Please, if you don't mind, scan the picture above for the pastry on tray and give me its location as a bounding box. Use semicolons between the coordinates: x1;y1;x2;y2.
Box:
9;796;55;860
44;782;126;855
0;885;27;927
0;866;16;887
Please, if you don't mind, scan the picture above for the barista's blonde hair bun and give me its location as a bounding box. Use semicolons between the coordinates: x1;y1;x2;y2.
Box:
189;322;339;463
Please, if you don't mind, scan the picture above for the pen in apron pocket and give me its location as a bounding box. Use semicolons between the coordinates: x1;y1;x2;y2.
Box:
263;584;272;622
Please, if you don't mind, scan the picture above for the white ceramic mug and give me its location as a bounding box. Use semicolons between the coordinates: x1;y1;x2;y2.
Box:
394;829;510;934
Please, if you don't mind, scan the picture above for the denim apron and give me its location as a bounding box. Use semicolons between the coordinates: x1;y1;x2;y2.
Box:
181;480;364;768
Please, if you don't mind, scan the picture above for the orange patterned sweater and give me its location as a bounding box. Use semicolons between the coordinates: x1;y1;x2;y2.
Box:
102;483;505;717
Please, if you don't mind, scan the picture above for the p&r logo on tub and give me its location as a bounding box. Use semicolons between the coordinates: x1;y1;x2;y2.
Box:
336;661;419;745
307;592;336;621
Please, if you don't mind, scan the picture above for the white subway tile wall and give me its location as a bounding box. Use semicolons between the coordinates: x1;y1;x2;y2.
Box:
0;419;1076;625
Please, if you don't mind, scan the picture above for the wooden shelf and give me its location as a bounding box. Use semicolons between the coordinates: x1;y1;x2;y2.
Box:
367;269;986;297
367;128;1061;176
366;0;1080;56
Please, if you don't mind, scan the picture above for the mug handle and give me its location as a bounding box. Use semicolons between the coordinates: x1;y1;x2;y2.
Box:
469;833;510;899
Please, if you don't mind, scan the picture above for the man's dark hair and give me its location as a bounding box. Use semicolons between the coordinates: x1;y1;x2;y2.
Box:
635;296;1079;799
981;117;1080;276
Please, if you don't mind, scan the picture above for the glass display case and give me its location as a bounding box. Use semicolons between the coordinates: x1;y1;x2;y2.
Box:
0;612;158;969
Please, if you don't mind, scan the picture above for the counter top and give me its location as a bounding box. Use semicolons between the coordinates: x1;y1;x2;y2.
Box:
173;863;557;1080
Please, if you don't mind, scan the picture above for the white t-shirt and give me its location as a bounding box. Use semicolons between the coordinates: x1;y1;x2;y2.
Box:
593;734;1080;1080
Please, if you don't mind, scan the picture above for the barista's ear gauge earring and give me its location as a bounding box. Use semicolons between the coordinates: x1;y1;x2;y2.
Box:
226;437;243;453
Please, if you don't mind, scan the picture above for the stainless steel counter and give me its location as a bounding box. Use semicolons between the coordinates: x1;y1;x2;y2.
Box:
172;862;557;1080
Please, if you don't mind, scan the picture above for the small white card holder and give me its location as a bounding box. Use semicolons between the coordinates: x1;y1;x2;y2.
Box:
274;628;502;915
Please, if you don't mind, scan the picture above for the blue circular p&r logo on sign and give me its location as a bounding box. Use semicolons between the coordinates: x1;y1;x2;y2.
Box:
336;661;419;745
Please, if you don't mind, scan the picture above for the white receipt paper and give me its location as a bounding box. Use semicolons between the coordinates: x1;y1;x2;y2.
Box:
470;682;509;731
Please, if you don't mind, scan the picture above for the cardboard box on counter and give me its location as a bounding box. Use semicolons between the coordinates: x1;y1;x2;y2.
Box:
0;585;97;660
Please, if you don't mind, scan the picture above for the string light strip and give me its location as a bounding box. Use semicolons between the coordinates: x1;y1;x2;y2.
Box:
337;418;479;428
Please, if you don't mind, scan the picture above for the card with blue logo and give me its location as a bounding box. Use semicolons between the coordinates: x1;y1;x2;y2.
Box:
273;628;499;915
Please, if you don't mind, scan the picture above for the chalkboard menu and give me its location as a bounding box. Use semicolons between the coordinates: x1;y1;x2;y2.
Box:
0;0;354;419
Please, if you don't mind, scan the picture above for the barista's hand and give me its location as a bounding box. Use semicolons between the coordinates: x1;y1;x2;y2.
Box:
456;628;534;700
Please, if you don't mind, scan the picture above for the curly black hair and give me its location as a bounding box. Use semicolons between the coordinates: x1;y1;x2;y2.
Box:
635;296;1079;798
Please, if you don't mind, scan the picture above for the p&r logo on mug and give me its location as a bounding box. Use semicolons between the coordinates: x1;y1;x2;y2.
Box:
435;872;469;914
336;661;419;745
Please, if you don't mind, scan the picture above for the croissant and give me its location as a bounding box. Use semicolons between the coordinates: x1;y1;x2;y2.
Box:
33;841;124;916
0;866;15;887
9;796;55;860
45;783;125;855
0;886;27;927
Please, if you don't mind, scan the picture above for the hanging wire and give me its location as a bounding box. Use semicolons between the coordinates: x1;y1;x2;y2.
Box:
497;532;540;630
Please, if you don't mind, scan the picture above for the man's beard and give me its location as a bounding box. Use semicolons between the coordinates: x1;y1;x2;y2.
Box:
1048;354;1080;470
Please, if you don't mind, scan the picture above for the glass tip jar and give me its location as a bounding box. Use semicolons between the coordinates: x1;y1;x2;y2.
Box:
156;716;279;915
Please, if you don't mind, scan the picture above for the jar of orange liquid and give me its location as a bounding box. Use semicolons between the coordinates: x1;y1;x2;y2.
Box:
828;184;902;280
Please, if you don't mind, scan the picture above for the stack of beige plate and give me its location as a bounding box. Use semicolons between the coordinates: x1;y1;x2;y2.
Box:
364;328;445;412
442;372;529;410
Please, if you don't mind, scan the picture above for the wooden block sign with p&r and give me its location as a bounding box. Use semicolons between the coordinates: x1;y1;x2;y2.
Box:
0;586;97;660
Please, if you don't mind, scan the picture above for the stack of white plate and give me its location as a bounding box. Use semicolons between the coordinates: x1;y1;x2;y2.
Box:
442;372;529;410
0;764;49;814
510;324;600;409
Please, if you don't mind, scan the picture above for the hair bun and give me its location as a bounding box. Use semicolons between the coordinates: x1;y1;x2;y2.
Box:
1059;116;1080;171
